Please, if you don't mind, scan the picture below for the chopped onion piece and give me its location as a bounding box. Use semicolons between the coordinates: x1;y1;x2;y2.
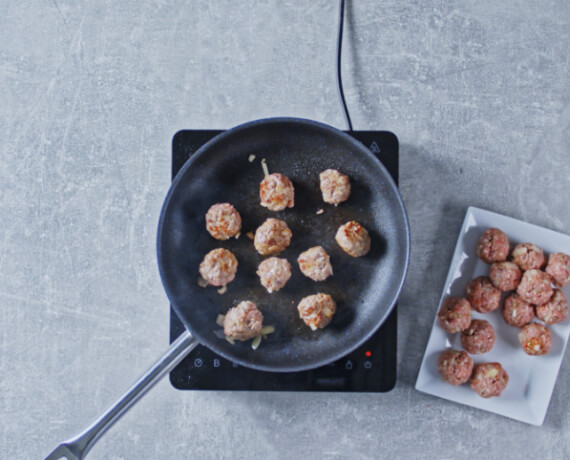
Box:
251;335;262;350
261;325;275;335
217;285;227;295
225;336;235;345
197;276;208;288
235;232;240;239
316;209;324;215
216;314;225;326
248;154;256;162
246;231;254;240
213;329;226;339
261;158;269;177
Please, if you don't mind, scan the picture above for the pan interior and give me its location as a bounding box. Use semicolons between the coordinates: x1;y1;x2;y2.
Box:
158;119;409;372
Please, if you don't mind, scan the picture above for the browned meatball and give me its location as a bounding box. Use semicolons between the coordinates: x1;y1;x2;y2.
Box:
510;242;546;271
297;246;333;282
545;252;570;287
297;293;336;331
536;289;568;325
335;221;371;257
460;319;496;354
223;301;263;341
199;248;238;287
489;261;522;291
437;297;472;333
319;169;351;205
438;349;474;386
259;173;295;211
501;293;535;327
257;257;292;293
516;269;553;305
476;228;510;264
466;276;501;313
518;323;552;356
254;218;292;256
205;203;242;240
470;363;509;398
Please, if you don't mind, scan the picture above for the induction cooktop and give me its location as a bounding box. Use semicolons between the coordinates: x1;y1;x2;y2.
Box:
169;129;399;392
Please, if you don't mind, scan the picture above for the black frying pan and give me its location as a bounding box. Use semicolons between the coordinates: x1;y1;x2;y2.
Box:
158;117;410;372
46;118;410;459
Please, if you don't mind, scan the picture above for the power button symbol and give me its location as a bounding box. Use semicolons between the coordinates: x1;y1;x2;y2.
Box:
194;358;203;368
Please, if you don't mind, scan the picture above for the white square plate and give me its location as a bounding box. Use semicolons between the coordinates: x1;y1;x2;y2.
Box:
415;206;570;425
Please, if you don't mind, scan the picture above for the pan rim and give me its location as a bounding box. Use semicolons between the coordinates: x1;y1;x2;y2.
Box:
157;117;411;372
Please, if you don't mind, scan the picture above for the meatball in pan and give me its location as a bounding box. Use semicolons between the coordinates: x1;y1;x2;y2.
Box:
297;293;337;331
335;220;371;258
205;203;241;240
254;218;292;256
257;257;292;293
223;301;263;341
259;172;295;211
297;246;333;282
199;248;238;287
319;169;351;205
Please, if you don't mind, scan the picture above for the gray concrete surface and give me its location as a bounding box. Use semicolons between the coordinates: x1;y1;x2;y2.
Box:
1;0;569;458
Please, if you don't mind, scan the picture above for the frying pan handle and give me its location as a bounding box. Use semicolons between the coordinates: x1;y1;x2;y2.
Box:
45;330;198;460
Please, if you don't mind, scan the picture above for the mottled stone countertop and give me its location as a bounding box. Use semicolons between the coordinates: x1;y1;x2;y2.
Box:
1;1;569;459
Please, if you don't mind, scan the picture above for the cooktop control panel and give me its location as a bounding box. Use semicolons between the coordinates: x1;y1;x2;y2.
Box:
169;129;399;392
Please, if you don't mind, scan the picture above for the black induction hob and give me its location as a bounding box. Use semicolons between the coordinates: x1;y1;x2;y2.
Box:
169;129;399;392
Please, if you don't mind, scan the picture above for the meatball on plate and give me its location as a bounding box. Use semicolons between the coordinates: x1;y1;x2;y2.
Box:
416;206;570;426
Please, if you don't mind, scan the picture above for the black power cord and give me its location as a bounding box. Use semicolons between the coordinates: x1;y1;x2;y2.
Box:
336;0;353;131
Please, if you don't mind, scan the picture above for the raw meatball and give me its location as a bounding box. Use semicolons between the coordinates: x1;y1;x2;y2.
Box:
470;363;509;398
476;228;510;264
257;257;292;293
438;349;474;386
297;246;333;281
536;289;568;325
501;293;535;327
297;293;336;331
205;203;242;240
335;221;371;257
518;323;552;356
510;243;546;271
466;276;501;313
254;218;292;256
259;173;295;211
437;297;472;333
489;261;522;291
516;269;553;305
545;252;570;287
460;319;496;354
223;301;263;341
199;248;238;287
319;169;351;205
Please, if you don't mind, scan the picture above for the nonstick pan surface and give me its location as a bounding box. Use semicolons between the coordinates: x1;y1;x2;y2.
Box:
157;118;410;372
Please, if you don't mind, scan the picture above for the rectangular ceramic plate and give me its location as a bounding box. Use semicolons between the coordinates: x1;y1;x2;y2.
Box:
415;206;570;425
